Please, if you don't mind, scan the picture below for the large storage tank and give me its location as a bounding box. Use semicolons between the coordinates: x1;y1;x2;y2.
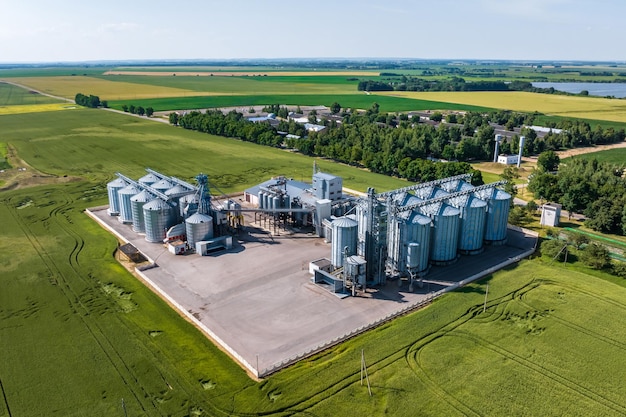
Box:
143;198;174;243
331;217;358;268
478;188;511;243
106;178;127;216
448;194;488;254
130;189;152;233
420;202;460;264
151;179;173;194
165;184;188;221
387;210;431;276
117;184;139;224
179;193;199;218
138;173;160;187
185;212;214;248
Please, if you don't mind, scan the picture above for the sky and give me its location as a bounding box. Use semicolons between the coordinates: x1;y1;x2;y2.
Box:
0;0;624;63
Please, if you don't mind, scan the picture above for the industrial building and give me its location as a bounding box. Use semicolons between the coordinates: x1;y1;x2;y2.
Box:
107;166;511;297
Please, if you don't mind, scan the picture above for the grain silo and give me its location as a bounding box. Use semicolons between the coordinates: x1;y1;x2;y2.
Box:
387;209;431;276
476;187;511;244
138;173;160;187
165;184;188;222
130;189;152;233
179;193;199;218
258;190;265;209
185;212;214;248
151;179;173;194
106;177;127;216
447;193;488;254
143;198;174;243
420;201;460;265
117;184;139;224
331;217;358;268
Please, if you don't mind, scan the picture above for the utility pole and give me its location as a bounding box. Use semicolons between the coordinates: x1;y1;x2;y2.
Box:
360;349;372;397
483;284;489;313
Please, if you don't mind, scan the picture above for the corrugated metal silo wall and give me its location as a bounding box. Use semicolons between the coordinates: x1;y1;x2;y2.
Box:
458;205;487;251
186;219;213;247
430;213;460;261
331;222;358;268
484;198;510;241
258;191;265;209
118;188;137;223
107;183;123;214
131;199;146;233
406;221;431;273
144;202;172;243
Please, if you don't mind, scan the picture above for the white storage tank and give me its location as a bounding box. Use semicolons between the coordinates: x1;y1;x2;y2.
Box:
476;188;511;244
106;178;127;216
388;210;431;276
185;212;214;248
143;198;174;243
130;189;152;233
420;202;460;264
331;217;358;268
179;193;199;218
117;184;139;224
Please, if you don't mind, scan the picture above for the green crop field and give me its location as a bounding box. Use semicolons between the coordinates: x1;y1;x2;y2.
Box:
108;94;492;113
564;147;626;165
0;82;61;105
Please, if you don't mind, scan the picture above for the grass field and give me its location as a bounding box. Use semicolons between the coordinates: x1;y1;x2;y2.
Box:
5;76;202;100
377;91;626;123
0;142;10;170
564;147;626;164
0;82;61;105
108;94;492;113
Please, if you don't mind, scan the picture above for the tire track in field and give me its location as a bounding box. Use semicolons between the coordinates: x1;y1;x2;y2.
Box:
4;196;156;415
0;377;12;417
448;330;626;415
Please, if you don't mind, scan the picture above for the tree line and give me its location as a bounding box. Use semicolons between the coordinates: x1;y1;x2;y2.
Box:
121;104;154;117
74;93;106;108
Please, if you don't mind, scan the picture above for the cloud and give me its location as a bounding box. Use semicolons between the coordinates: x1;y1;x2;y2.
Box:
97;22;141;34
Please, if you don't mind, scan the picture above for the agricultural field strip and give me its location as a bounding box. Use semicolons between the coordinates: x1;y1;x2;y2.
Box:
3;192;162;414
405;279;626;415
103;70;380;77
376;91;626;123
0;81;62;106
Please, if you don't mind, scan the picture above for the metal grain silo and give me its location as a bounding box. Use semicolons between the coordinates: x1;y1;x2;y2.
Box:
130;189;152;233
138;173;159;187
388;210;431;276
106;178;127;216
165;184;187;221
447;193;488;254
185;212;214;248
420;202;460;264
481;188;511;244
331;217;358;268
143;198;174;243
117;184;139;224
151;179;173;194
179;193;199;218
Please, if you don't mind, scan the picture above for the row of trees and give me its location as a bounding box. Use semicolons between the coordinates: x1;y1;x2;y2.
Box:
528;157;626;235
121;104;154;117
356;77;567;94
74;93;106;108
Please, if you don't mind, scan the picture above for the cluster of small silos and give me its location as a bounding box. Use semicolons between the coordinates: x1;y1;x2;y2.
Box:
105;170;215;246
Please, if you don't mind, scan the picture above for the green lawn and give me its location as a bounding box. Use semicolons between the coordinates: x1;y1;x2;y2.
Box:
563;147;626;165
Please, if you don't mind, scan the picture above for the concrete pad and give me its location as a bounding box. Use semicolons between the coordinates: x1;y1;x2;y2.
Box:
89;207;537;377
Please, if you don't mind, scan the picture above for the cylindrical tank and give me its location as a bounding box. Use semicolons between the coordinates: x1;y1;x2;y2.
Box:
151;179;173;194
273;196;280;211
179;193;199;218
106;178;127;215
258;191;265;209
407;242;420;269
388;210;431;275
130;189;152;233
185;212;214;248
457;195;487;253
143;198;174;243
331;217;358;268
138;173;160;187
483;189;511;243
117;184;139;224
263;192;270;210
283;195;290;212
422;203;460;264
165;184;188;222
